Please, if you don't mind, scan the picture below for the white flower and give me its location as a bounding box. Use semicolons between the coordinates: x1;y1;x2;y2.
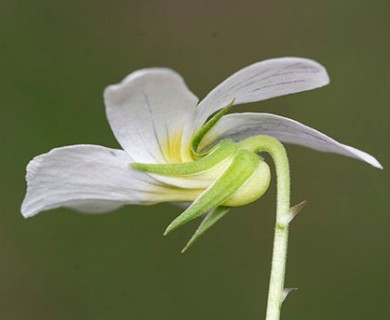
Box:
21;57;382;247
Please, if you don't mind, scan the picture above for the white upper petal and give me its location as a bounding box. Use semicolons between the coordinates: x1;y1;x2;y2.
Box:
195;57;329;129
104;68;199;163
21;145;190;218
201;113;382;169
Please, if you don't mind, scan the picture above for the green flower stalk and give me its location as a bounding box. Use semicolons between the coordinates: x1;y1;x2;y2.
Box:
21;57;382;319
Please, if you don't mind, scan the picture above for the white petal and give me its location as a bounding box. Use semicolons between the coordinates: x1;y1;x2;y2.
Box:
195;57;329;128
104;68;199;163
201;113;382;169
21;145;196;218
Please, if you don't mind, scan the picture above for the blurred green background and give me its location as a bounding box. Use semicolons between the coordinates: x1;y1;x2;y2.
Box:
1;0;389;319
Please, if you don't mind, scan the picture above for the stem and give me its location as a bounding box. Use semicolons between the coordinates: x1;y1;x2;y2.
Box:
239;136;291;320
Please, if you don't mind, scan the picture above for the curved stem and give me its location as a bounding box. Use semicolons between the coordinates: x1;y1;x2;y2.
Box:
239;136;291;320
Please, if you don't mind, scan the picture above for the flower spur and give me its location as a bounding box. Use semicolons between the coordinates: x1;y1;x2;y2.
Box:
21;57;381;249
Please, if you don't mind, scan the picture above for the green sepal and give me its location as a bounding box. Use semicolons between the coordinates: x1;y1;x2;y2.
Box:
181;206;230;253
191;100;234;156
131;140;236;176
164;149;259;235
